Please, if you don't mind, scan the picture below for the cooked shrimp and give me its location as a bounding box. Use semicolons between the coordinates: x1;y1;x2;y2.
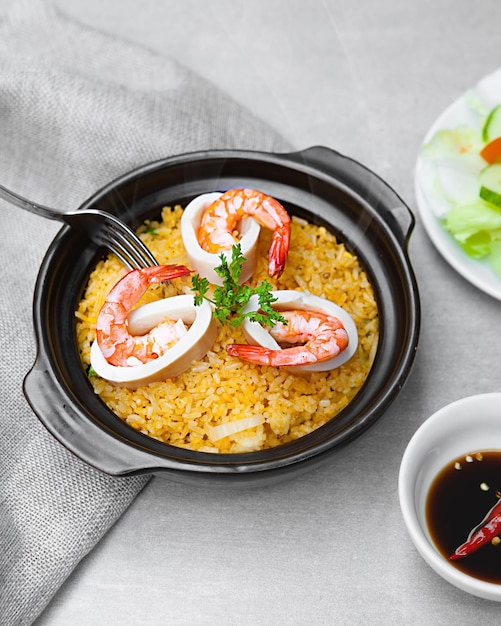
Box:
226;309;349;367
197;188;291;277
96;264;192;367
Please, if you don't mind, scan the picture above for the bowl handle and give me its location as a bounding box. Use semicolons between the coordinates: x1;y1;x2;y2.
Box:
282;145;415;248
23;355;157;476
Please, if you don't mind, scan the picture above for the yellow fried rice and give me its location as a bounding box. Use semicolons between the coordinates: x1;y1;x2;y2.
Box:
75;205;379;453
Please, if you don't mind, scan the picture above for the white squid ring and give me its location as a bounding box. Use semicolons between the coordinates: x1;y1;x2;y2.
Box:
240;289;359;372
180;191;261;285
90;295;216;387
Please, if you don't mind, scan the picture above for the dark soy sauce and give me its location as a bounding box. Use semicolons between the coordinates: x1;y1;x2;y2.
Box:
426;450;501;584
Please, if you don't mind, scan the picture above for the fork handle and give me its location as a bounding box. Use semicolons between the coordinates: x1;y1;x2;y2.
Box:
0;183;61;221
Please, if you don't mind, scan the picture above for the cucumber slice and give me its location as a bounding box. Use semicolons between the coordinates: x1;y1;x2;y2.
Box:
479;163;501;207
482;104;501;142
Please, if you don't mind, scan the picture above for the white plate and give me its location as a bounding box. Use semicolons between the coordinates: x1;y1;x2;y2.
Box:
415;68;501;300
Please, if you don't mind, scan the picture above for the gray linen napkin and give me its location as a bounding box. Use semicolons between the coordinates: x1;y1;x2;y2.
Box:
0;1;291;623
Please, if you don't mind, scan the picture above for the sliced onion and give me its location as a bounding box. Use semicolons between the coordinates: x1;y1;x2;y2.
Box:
241;290;358;372
90;295;217;388
208;415;264;442
180;191;261;285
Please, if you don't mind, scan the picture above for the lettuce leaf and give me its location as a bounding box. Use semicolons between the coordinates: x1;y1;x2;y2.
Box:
445;200;501;276
422;125;484;169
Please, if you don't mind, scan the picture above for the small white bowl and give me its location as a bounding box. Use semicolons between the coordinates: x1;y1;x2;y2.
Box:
398;393;501;601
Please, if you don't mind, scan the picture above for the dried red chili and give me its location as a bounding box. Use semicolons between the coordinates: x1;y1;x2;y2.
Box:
450;498;501;560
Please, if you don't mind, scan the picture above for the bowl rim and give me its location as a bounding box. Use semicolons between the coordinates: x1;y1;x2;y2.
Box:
398;392;501;601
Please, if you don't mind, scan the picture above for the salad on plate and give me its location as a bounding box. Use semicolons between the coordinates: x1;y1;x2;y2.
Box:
416;68;501;298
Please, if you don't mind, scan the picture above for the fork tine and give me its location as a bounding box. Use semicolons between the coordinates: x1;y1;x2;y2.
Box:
104;243;137;270
112;220;158;268
99;226;155;270
100;215;158;269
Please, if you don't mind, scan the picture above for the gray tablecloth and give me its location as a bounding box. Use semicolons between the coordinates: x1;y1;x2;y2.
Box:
0;1;290;623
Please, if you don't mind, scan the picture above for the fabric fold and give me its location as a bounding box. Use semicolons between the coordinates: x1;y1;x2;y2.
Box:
0;1;291;624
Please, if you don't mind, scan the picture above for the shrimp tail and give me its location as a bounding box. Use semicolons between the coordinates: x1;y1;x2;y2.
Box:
226;343;318;367
225;344;277;366
142;264;192;283
268;226;290;277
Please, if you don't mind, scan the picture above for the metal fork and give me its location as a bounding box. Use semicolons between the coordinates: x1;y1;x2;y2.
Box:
0;182;158;269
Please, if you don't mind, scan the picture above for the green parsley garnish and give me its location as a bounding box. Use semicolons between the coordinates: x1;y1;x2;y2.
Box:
191;244;286;328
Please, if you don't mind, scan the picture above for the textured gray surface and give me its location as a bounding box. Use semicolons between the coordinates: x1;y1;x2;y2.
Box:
1;0;500;624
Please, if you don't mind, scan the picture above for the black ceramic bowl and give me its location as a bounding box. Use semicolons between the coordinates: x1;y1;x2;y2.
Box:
24;146;420;486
